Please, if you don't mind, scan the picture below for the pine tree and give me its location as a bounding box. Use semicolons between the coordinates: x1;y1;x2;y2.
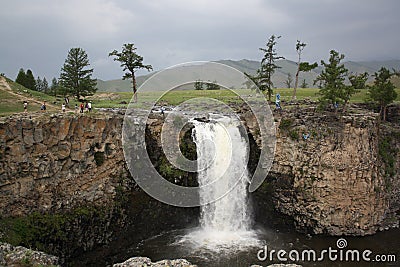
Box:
50;77;59;97
205;80;220;90
59;48;97;100
368;67;397;121
25;69;36;90
109;43;153;102
314;50;355;112
15;68;27;87
36;76;50;93
36;76;43;91
256;35;284;101
194;80;204;90
42;77;49;93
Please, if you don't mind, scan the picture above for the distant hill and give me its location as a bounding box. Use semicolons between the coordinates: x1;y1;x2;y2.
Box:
97;74;153;92
97;59;400;91
216;59;260;74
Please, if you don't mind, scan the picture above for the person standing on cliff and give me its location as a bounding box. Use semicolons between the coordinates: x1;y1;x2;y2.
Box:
88;101;92;112
23;101;28;113
275;93;282;112
40;101;46;112
80;102;84;113
64;96;69;108
160;106;165;117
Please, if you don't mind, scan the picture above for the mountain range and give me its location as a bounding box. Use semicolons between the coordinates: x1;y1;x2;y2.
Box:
97;59;400;92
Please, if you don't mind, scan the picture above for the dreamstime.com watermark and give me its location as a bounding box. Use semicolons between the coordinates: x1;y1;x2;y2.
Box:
257;238;397;264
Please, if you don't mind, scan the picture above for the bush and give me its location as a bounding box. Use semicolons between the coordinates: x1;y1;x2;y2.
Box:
279;118;293;131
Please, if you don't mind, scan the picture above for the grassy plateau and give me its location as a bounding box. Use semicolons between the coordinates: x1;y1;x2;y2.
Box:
1;75;399;116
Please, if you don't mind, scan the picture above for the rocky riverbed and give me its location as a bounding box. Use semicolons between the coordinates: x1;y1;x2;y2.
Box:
0;242;59;266
0;243;304;267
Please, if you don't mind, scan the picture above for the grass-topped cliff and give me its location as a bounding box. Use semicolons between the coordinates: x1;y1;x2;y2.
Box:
1;75;399;116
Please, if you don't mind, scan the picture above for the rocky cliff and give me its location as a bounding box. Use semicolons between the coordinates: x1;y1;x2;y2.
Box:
0;113;127;216
0;112;199;265
241;104;399;236
0;107;399;260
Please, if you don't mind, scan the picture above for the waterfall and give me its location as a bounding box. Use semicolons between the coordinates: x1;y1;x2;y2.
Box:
179;115;259;252
194;116;251;232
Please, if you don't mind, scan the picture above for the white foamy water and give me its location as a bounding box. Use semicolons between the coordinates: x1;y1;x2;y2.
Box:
179;116;261;253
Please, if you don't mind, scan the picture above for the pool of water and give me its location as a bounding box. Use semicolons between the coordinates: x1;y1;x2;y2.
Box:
118;226;400;267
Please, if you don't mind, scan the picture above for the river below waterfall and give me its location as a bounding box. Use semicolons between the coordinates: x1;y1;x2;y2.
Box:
117;226;400;267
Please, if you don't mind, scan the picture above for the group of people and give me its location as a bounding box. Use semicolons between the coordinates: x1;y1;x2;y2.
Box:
61;97;92;113
60;97;92;113
74;101;92;113
22;98;93;113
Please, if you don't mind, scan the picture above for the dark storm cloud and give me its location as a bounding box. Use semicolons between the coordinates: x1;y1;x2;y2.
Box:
0;0;399;81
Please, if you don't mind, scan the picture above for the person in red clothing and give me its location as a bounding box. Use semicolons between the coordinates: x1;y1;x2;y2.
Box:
80;102;84;113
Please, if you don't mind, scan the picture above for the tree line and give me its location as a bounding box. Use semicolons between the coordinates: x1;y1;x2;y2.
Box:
13;37;398;120
15;44;153;102
15;68;63;97
194;80;220;90
247;35;398;121
15;48;97;100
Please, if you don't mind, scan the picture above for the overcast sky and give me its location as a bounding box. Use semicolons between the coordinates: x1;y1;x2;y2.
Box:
0;0;399;81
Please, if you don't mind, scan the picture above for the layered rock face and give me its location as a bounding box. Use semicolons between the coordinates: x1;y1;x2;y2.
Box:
273;114;385;235
0;113;199;265
245;108;398;236
0;113;127;217
0;109;398;238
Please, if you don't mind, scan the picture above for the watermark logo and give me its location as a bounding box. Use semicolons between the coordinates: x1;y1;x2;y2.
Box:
336;238;347;249
257;238;397;263
122;62;276;207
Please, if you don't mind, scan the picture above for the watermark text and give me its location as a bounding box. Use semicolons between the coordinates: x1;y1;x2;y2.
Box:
257;238;397;263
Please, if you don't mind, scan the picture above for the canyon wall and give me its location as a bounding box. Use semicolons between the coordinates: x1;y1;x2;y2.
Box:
0;113;127;216
0;109;398;240
0;113;198;265
246;108;398;236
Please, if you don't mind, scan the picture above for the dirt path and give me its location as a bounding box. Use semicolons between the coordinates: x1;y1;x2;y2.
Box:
0;76;57;108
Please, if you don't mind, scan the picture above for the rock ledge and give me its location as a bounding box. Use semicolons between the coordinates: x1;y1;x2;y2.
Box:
0;242;59;266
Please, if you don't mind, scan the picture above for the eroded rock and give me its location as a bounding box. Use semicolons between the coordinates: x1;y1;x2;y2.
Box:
0;242;59;267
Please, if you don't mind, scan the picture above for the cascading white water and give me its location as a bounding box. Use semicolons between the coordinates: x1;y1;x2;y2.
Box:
194;117;251;232
179;116;260;252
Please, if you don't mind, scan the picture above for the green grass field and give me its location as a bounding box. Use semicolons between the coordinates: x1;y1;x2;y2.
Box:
92;88;400;108
0;89;22;115
0;78;60;115
272;88;400;103
1;75;400;116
